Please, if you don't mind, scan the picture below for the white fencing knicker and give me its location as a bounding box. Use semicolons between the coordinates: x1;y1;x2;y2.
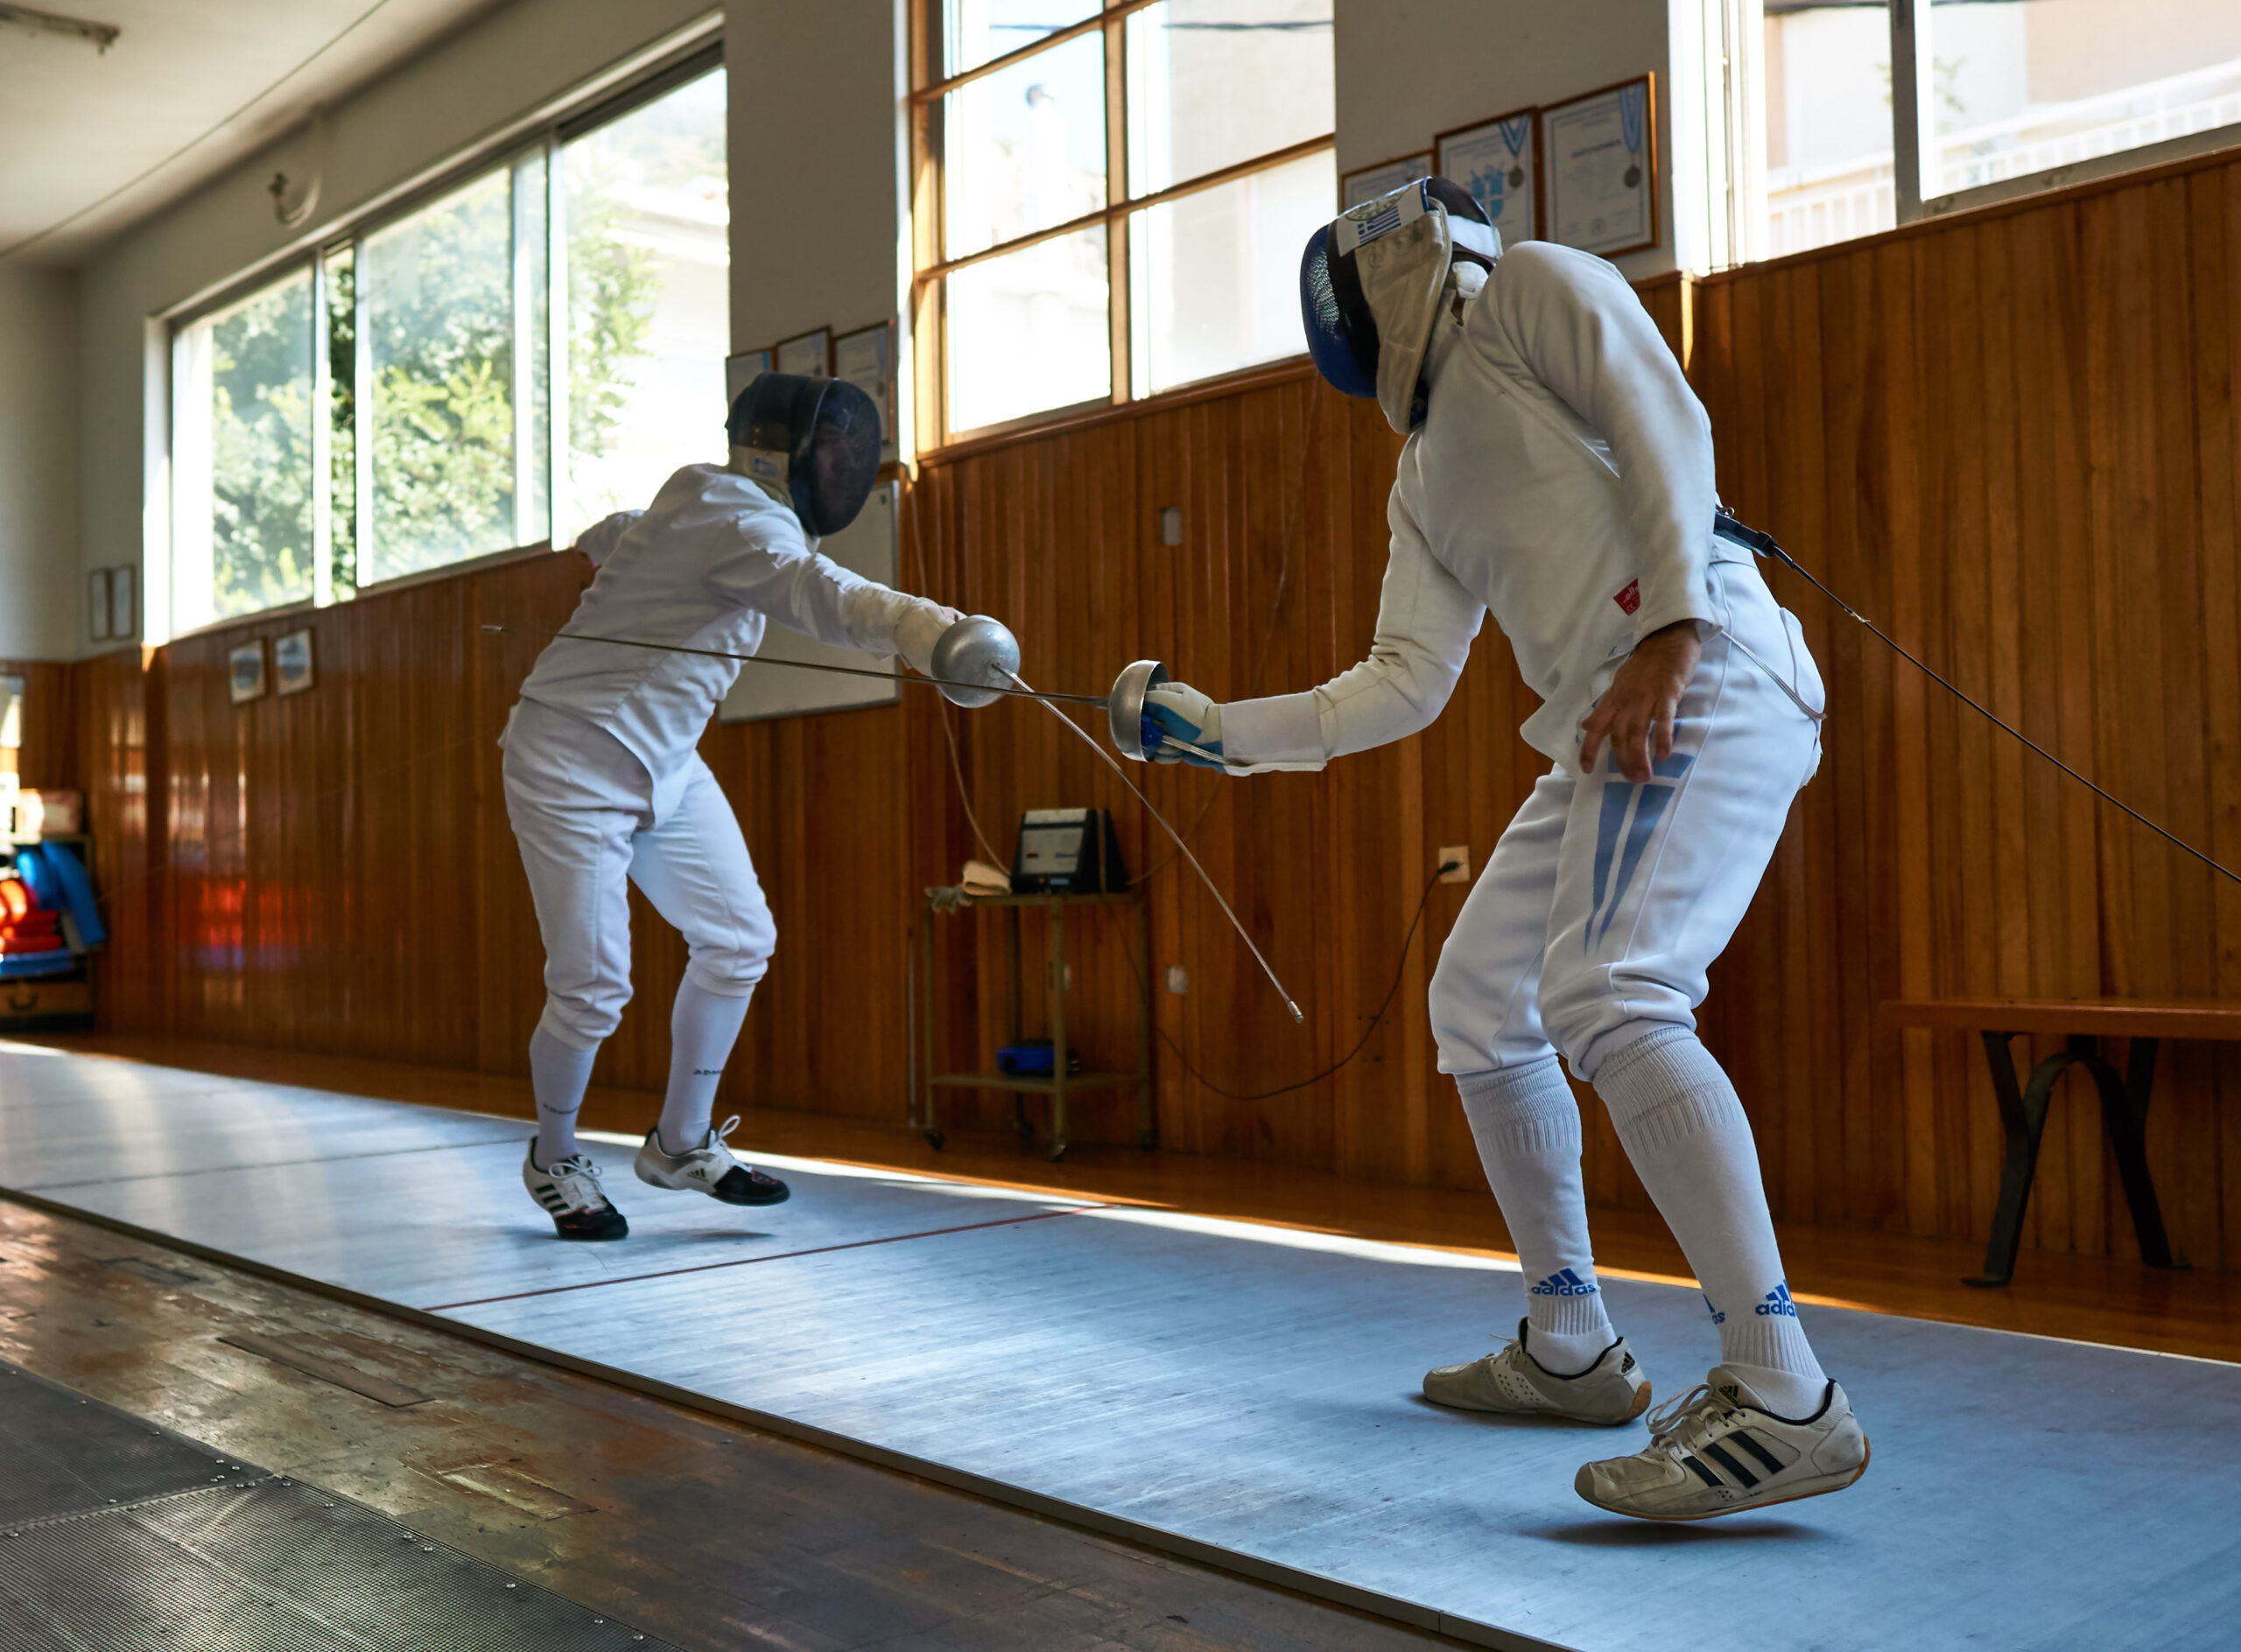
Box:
501;697;775;1050
1428;559;1825;1083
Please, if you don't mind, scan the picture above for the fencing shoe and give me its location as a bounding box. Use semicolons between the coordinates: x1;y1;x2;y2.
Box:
1575;1367;1869;1521
1423;1321;1651;1424
634;1114;790;1206
522;1143;628;1241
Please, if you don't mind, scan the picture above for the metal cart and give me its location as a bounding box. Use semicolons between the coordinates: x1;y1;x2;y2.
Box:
915;889;1155;1162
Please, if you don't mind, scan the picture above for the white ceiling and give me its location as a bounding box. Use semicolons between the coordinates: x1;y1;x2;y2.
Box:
0;0;500;265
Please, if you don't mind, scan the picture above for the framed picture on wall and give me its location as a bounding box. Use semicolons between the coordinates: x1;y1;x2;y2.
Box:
228;640;268;706
109;565;136;641
775;328;831;377
1543;74;1657;258
1437;108;1540;246
274;629;316;696
1340;152;1432;209
833;320;898;460
88;571;112;643
725;346;773;411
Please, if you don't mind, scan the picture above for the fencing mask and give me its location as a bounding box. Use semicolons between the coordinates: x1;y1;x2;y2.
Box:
725;373;882;536
1299;177;1499;434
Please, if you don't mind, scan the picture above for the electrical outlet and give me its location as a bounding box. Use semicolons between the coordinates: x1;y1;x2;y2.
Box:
1165;965;1188;995
1437;845;1471;884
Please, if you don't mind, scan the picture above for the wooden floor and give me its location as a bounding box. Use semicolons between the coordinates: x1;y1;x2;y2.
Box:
21;1033;2241;1366
0;1194;1472;1651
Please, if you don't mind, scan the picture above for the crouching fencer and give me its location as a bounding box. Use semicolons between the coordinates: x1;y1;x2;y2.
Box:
1141;180;1867;1521
502;374;967;1241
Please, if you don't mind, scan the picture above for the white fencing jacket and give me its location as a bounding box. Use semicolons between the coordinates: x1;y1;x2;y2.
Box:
1222;242;1749;777
514;463;932;821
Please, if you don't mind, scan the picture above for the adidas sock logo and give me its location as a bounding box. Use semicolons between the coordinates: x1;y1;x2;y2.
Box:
1753;1282;1798;1318
1528;1267;1599;1297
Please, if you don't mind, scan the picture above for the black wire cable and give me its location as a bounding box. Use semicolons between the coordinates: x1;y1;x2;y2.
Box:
1127;858;1458;1103
1719;512;2241;889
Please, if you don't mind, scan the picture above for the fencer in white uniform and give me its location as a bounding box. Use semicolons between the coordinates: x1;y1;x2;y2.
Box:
503;373;964;1241
1141;180;1867;1522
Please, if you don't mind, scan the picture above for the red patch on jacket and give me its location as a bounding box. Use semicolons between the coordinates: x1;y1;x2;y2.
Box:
1613;580;1641;615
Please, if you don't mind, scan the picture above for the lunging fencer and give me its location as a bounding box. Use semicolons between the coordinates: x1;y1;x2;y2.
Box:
502;374;971;1241
1138;179;1867;1521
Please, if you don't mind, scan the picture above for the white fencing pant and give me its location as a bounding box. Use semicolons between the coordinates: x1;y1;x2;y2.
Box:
1429;560;1824;1083
502;699;775;1050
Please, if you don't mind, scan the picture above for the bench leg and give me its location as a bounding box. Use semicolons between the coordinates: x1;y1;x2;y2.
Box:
1968;1031;2069;1288
2076;1037;2185;1273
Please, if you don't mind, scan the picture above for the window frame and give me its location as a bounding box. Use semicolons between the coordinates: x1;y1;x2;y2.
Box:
908;0;1336;449
163;38;725;636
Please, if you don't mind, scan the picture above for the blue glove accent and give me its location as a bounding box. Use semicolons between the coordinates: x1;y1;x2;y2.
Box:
1142;703;1226;770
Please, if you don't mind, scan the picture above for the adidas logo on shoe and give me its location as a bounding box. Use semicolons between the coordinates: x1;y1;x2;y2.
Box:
1529;1268;1599;1298
1754;1283;1798;1318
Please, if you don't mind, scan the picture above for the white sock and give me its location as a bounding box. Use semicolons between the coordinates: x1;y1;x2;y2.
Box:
1593;1025;1827;1416
1456;1056;1616;1374
657;980;753;1154
530;1024;597;1169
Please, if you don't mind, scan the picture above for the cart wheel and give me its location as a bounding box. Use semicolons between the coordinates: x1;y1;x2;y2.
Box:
924;1129;946;1150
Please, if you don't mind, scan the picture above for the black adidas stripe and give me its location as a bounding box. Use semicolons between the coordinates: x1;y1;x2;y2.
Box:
1701;1442;1760;1488
1683;1455;1724;1490
1729;1429;1786;1476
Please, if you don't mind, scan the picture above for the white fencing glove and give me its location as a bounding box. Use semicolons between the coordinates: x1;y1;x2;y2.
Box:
891;601;966;678
1142;681;1233;771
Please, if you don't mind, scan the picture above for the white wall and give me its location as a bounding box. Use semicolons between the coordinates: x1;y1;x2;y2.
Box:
74;0;718;650
726;0;910;420
0;264;80;660
1336;0;1690;279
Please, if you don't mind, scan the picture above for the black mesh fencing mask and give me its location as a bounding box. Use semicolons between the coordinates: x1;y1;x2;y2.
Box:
725;374;882;536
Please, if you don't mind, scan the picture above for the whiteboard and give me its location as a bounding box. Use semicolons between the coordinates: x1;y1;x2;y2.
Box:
716;482;902;723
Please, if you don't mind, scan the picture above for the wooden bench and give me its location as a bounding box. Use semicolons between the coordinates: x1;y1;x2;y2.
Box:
1880;999;2241;1287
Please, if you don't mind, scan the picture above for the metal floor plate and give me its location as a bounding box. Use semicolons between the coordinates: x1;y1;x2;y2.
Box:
0;1360;678;1652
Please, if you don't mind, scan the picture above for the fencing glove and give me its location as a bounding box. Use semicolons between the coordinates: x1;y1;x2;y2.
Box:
1143;681;1231;771
892;601;966;679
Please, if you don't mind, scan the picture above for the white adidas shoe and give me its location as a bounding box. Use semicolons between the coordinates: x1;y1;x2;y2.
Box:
521;1143;629;1241
1423;1320;1651;1425
634;1114;790;1206
1574;1366;1870;1521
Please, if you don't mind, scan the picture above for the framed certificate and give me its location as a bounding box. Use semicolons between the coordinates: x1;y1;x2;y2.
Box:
273;628;316;696
228;639;268;706
1437;109;1539;246
88;570;111;642
109;565;136;641
1543;75;1657;257
724;347;773;409
775;328;831;377
833;320;898;460
1340;152;1431;210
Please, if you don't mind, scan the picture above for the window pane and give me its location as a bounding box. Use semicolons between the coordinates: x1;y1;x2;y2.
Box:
1125;0;1333;195
362;168;520;583
944;0;1101;78
1760;3;1894;258
323;247;356;596
1128;149;1330;397
945;225;1111;432
173;269;315;628
943;30;1106;259
560;67;729;543
1926;0;2241;198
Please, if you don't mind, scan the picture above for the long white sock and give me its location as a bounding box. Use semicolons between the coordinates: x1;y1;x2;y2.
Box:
1456;1056;1616;1374
530;1024;597;1169
1592;1025;1827;1416
657;980;753;1154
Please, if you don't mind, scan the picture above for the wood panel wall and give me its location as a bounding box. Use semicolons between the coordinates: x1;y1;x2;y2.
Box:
60;144;2241;1269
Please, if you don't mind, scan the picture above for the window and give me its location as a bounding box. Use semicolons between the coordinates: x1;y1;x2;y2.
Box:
1743;2;2241;264
168;57;725;630
917;0;1335;441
